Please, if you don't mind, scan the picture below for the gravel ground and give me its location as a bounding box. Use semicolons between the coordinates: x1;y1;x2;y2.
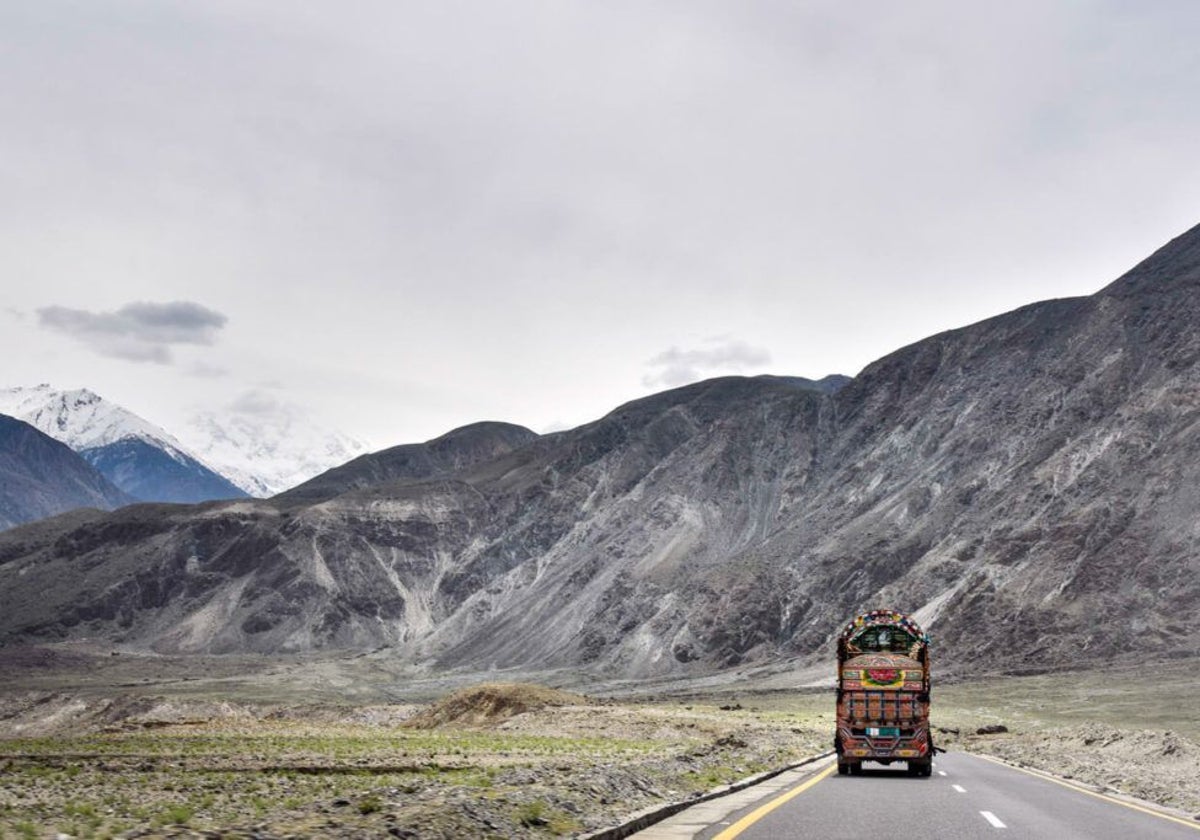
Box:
0;687;828;839
943;724;1200;818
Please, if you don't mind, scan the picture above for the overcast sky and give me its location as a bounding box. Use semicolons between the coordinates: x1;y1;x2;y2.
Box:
3;1;1199;449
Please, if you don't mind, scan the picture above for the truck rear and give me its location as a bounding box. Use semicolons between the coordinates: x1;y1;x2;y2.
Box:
835;609;933;777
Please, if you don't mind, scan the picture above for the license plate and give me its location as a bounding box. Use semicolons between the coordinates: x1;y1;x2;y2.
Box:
867;727;899;736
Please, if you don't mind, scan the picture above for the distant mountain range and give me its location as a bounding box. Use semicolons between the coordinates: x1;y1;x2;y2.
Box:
0;386;368;502
0;386;247;504
0;414;132;530
2;222;1199;678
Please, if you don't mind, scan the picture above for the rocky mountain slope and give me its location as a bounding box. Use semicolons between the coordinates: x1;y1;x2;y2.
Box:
1;224;1199;675
0;386;248;504
0;415;133;530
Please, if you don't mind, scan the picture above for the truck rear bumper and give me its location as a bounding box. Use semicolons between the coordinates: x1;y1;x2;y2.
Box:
836;726;930;759
841;745;926;758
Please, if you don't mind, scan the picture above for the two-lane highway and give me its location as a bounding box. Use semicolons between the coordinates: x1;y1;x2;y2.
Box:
635;752;1200;839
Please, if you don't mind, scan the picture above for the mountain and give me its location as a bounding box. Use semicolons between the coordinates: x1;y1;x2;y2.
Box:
0;414;133;530
276;421;539;505
773;374;853;394
0;386;248;504
1;223;1199;676
182;406;369;497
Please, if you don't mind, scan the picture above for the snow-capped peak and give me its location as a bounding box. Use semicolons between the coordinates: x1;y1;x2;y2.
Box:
180;399;369;497
0;384;193;463
1;384;369;498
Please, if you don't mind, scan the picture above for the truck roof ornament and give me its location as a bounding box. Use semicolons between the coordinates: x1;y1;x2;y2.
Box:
838;609;929;646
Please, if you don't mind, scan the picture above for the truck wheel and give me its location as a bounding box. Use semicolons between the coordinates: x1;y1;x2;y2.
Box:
909;759;931;777
837;762;849;775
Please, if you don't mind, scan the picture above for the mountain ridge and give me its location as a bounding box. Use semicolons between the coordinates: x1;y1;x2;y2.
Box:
277;421;539;506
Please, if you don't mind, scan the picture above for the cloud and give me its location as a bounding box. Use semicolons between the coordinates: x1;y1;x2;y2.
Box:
5;307;25;322
643;337;772;388
185;361;230;378
229;389;285;416
36;301;227;364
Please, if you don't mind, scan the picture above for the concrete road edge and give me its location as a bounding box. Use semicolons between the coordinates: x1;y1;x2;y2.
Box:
578;751;835;840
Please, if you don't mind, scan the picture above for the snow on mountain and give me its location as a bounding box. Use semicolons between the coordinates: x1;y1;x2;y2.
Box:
0;385;248;503
182;398;368;497
0;385;193;463
0;385;366;499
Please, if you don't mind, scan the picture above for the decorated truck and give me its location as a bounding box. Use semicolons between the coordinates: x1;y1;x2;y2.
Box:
835;609;933;776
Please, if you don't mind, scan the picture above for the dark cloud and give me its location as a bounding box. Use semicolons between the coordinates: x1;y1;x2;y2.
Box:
37;301;227;364
643;338;772;388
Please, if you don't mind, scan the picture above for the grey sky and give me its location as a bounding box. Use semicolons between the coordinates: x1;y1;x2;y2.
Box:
2;1;1199;448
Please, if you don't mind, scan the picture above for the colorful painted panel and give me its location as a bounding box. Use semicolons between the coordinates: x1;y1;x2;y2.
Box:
838;609;929;646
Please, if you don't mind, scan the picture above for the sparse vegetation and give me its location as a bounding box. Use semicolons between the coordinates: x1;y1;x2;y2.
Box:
356;795;382;815
2;659;1197;835
158;803;194;826
517;799;547;826
0;684;827;837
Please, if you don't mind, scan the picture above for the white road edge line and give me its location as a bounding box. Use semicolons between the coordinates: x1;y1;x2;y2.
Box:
981;811;1007;829
952;784;966;793
973;753;1200;832
938;770;947;776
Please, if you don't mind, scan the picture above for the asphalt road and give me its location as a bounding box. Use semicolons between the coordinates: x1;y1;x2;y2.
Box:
637;752;1200;839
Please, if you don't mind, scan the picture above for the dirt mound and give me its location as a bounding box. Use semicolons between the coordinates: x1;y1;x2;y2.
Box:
405;683;591;729
0;692;269;738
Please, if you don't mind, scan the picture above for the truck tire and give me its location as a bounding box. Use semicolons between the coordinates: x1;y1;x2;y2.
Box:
837;762;849;775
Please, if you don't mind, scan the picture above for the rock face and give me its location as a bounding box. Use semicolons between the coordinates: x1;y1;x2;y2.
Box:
0;415;133;530
2;223;1200;675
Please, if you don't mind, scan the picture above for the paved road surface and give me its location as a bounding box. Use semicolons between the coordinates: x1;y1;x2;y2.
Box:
634;752;1200;839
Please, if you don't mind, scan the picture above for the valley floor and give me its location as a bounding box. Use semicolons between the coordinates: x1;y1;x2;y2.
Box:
0;648;1196;838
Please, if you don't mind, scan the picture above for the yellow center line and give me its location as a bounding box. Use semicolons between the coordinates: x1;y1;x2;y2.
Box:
712;762;837;840
974;754;1200;832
